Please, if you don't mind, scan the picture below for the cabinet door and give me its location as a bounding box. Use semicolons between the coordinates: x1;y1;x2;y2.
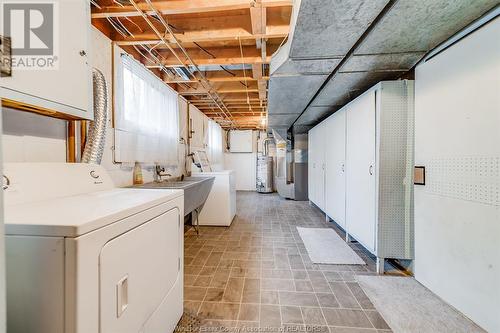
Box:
325;109;346;228
100;208;181;333
2;0;92;119
308;128;317;204
346;90;376;252
315;124;326;210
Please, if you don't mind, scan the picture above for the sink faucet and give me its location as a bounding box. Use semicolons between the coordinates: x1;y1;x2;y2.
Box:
154;165;171;183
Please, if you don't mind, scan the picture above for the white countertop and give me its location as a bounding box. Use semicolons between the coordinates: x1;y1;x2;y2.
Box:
5;188;183;237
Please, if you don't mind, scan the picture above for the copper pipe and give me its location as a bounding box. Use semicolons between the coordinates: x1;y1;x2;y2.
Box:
67;121;77;163
80;120;87;159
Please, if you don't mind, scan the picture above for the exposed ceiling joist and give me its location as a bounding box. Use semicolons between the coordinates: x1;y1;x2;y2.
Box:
92;0;291;129
115;28;288;45
258;79;267;101
143;46;272;67
252;64;263;79
92;0;292;18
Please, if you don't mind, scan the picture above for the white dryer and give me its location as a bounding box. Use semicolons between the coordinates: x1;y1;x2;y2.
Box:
3;163;184;333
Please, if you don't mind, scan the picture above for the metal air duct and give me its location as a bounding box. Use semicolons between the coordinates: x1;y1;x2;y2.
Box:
82;68;108;164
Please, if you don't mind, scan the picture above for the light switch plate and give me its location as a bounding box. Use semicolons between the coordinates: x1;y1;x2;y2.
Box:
0;35;12;77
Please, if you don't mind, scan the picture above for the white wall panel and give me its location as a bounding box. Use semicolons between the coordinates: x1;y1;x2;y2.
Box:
224;153;256;191
414;17;500;332
229;130;253;153
2;109;66;163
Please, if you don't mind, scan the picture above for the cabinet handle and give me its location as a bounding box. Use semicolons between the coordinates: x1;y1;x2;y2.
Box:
116;275;129;318
341;164;345;172
2;175;10;190
369;165;373;175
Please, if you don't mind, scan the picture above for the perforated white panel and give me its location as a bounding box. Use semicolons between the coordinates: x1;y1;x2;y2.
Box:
424;156;500;206
376;81;415;260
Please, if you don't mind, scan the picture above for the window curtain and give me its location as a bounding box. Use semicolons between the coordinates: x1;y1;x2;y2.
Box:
114;54;179;164
207;120;223;167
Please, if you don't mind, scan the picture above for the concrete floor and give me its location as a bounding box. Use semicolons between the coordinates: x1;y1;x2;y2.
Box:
180;191;400;332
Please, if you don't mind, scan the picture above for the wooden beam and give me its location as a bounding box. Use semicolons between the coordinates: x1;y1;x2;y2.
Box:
252;64;263;80
92;0;292;18
163;76;270;84
189;96;260;102
197;103;266;108
144;46;273;67
115;25;288;45
258;79;267;100
250;1;267;35
204;108;262;114
261;39;267;62
180;88;259;95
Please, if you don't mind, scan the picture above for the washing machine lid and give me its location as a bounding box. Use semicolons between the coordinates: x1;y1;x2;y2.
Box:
5;188;182;237
3;163;183;237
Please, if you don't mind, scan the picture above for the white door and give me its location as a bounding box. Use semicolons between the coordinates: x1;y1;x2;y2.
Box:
315;124;326;210
308;127;317;204
346;90;376;252
309;125;325;210
100;208;181;333
325;109;346;228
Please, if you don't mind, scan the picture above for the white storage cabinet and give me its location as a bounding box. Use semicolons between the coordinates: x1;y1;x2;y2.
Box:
308;81;415;272
308;123;326;210
324;108;346;229
1;0;93;120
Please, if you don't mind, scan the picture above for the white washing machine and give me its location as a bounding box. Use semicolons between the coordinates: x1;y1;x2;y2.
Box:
3;163;184;333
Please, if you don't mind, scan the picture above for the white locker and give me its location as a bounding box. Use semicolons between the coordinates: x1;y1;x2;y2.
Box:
346;90;377;252
308;80;414;273
324;109;346;229
307;129;316;204
308;123;325;210
346;81;414;271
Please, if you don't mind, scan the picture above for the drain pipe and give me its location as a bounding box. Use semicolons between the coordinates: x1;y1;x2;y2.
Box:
82;68;108;164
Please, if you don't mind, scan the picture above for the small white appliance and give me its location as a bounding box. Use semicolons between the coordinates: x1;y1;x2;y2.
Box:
3;163;184;333
191;170;236;226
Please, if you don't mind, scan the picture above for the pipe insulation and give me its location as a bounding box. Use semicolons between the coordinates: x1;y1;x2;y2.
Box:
82;68;108;164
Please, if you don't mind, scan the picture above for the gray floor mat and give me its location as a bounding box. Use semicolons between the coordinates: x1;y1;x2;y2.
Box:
356;276;485;333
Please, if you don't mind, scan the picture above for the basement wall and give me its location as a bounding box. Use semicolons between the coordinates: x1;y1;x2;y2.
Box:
414;17;500;332
223;130;269;191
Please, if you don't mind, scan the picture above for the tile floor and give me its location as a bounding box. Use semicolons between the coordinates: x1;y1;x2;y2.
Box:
180;191;398;333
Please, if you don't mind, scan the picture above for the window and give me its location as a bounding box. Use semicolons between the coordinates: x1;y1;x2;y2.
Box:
114;53;179;164
207;120;223;167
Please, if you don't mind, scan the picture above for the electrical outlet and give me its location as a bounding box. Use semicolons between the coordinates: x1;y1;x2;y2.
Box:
0;35;12;77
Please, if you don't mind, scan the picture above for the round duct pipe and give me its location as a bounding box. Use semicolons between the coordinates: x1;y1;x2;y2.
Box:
82;68;108;165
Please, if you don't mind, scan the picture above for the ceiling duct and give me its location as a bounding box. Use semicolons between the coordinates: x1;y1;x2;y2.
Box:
267;0;499;134
173;67;192;81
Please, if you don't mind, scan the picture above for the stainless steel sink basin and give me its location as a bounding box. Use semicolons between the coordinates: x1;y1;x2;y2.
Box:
134;176;215;216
